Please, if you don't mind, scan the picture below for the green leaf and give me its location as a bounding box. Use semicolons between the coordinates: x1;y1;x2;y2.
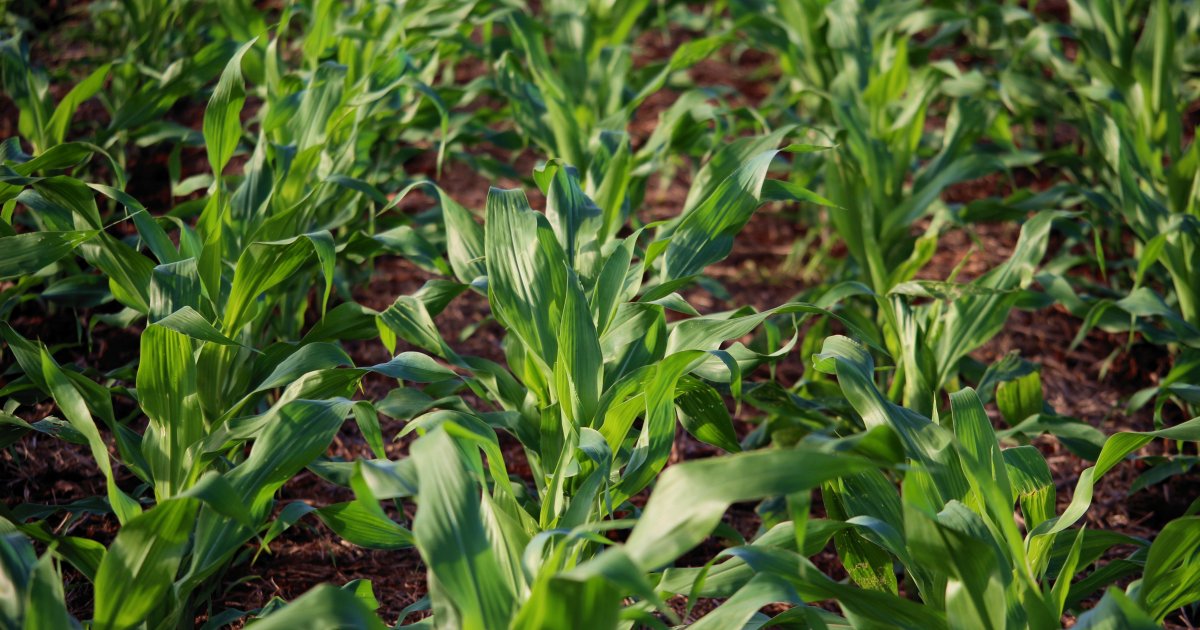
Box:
137;324;204;499
813;336;970;506
222;232;335;334
905;502;1006;630
186;399;353;587
624;444;875;570
1138;516;1200;621
949;388;1020;551
23;550;74;630
410;428;515;629
248;584;386;630
538;161;602;268
156;307;244;348
0;230;95;280
92;184;180;265
440;192;487;285
47;63;110;146
555;268;602;426
933;211;1070;385
1051;527;1087;616
663;149;779;280
93;498;198;630
726;545;947;630
675;375;741;453
377;295;451;357
686;574;799;630
1074;588;1160;630
484;187;567;368
39;351;140;525
313;500;414;550
204;40;256;176
996;372;1044;425
590;231;639;335
373;352;458;383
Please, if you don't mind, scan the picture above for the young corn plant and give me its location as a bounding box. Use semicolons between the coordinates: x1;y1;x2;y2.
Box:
0;35;115;156
666;335;1200;629
491;2;729;240
1;11;249;172
0;6;473;626
823;45;1009;295
0;157;413;625
0;164;466;625
1065;0;1200;418
232;335;1200;628
734;0;959;118
881;210;1070;415
264;133;856;625
738;0;1030;293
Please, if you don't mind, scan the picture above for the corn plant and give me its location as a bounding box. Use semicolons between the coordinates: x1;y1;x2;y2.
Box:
881;210;1070;414
0;176;464;626
1073;0;1200;328
0;187;408;627
0;4;476;626
232;334;1200;628
241;133;867;625
1057;0;1200;420
491;2;729;239
665;336;1200;629
738;0;1030;293
0;35;115;156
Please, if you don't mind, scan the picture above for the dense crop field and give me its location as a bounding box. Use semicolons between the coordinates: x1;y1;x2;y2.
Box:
2;0;1200;627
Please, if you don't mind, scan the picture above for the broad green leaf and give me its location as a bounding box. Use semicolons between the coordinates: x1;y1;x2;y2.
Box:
625;444;875;570
156;307;243;347
47;63;110;146
138;324;203;499
441;193;486;285
554;269;602;426
374;352;458;383
410;428;515;629
248;584;386;630
662;149;778;280
905;502;1005;630
93;498;198;630
22;549;74;630
0;230;95;280
39;351;140;525
538;161;601;269
204;40;256;176
222;232;335;334
675;375;741;453
484;187;567;368
185;399;353;587
726;546;948;630
149;259;202;321
312;500;414;550
687;574;799;630
996;372;1044;425
377;295;452;357
1051;527;1087;616
1137;516;1200;621
813;336;970;506
92;184;179;265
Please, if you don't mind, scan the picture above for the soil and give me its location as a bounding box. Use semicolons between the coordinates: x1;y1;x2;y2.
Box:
2;3;1196;628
